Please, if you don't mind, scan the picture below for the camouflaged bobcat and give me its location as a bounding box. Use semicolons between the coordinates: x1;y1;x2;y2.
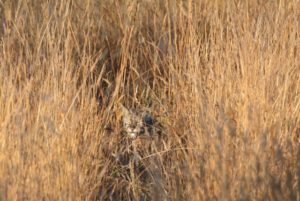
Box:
120;104;159;139
113;104;165;200
115;104;162;165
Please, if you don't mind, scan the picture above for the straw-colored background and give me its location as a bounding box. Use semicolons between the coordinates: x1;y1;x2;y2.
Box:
0;0;299;200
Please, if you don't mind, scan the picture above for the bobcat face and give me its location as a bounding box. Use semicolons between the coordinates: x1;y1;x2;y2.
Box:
120;104;154;139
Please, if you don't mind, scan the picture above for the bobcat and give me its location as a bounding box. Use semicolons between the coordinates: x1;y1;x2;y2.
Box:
120;104;156;139
113;104;166;201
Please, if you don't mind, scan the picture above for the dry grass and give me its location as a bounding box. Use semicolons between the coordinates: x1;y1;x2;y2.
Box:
0;0;299;200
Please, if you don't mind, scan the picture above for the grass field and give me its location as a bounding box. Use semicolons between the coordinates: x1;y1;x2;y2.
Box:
0;0;299;200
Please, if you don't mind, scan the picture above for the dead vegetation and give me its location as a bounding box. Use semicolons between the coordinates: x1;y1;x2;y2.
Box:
0;0;299;200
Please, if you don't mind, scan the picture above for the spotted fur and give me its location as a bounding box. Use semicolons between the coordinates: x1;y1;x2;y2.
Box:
120;104;155;139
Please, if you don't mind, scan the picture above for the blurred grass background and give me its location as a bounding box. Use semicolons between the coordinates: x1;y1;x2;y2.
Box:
0;0;299;200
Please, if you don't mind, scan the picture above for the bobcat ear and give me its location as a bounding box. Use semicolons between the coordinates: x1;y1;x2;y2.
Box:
119;103;130;116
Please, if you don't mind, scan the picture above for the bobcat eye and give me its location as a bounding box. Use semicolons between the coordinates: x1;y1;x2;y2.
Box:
143;113;153;125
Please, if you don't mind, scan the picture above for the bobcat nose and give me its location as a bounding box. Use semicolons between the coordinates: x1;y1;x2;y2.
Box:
126;127;138;138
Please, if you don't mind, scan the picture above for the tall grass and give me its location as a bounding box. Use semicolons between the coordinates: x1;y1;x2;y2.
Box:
0;0;299;200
